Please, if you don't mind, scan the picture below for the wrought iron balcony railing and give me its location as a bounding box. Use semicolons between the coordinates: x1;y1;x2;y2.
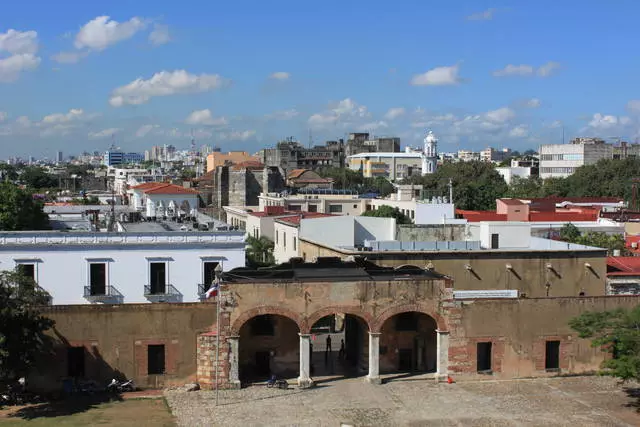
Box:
144;284;182;303
83;285;124;303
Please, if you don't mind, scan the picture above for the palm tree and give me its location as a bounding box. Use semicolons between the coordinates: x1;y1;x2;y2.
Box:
246;235;275;266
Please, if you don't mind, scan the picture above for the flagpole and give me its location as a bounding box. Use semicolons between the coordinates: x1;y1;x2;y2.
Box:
215;288;220;406
214;263;223;406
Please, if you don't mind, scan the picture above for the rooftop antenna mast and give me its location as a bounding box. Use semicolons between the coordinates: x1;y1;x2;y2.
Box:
191;129;196;153
308;128;312;149
562;126;565;144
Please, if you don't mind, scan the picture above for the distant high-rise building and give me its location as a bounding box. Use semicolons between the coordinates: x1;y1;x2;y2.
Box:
103;150;144;166
56;151;63;163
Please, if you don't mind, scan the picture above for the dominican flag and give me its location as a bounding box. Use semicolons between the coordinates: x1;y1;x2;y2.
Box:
205;281;220;299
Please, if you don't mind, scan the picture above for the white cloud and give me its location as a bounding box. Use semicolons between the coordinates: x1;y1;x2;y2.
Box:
51;51;87;64
587;113;631;130
525;98;541;108
109;70;227;106
219;130;256;141
75;16;146;51
0;29;39;54
485;107;515;123
493;62;561;78
0;29;40;82
509;125;529;138
466;8;495;21
135;124;159;138
384;107;405;120
493;64;534;77
358;121;388;131
149;24;170;46
548;120;563;128
411;64;460;86
42;108;87;125
537;61;561;77
627;100;640;114
88;128;121;139
184;109;228;126
269;71;290;80
308;98;370;128
265;109;299;120
0;54;40;82
0;112;6;122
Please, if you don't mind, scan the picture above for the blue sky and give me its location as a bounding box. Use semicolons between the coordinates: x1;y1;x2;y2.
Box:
1;0;639;158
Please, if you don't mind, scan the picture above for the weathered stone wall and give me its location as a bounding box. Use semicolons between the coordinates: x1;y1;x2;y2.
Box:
446;296;640;379
397;224;468;242
34;303;217;392
298;239;607;298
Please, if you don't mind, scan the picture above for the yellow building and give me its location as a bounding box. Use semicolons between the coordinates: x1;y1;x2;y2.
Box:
206;151;261;172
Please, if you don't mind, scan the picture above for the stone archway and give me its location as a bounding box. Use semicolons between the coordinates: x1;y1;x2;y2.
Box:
365;304;450;384
231;306;305;335
306;307;373;379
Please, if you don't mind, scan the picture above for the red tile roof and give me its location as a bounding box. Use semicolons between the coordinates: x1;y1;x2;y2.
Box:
607;256;640;274
276;213;335;226
143;183;200;195
131;182;168;190
287;169;307;179
526;197;624;204
457;209;599;222
231;160;264;170
456;210;507;222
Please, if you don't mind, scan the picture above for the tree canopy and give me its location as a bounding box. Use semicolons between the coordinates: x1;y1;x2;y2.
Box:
404;161;508;210
569;306;640;381
20;167;58;189
0;270;54;385
246;235;275;267
0;183;49;231
362;205;412;224
558;223;626;255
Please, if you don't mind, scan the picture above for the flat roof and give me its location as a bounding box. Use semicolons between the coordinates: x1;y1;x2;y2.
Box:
348;152;423;159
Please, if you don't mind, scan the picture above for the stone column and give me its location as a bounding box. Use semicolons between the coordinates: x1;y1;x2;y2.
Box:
365;332;381;384
227;336;241;389
436;330;450;382
298;334;314;388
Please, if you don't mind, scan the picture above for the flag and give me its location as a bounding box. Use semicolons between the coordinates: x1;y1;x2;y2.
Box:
205;281;219;299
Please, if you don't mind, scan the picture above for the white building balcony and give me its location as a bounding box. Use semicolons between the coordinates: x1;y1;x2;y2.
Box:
144;284;183;303
83;285;124;304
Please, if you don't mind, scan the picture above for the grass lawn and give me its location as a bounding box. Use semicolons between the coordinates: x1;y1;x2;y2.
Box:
0;397;175;426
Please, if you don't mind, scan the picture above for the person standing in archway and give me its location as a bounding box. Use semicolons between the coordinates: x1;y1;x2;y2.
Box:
326;335;332;354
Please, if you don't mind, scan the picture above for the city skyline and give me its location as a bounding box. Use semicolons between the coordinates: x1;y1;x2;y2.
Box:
1;1;640;157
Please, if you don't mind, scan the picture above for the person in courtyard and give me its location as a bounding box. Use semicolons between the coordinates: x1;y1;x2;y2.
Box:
339;339;345;360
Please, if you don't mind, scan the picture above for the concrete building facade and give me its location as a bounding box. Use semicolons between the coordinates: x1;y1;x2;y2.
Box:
539;138;613;178
0;230;245;305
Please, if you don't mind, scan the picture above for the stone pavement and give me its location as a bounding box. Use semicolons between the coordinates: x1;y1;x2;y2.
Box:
164;375;640;427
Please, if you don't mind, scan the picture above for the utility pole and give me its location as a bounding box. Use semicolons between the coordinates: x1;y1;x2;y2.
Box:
448;178;453;204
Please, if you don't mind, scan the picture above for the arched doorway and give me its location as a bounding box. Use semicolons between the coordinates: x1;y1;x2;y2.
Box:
309;313;369;378
379;311;437;374
238;314;300;383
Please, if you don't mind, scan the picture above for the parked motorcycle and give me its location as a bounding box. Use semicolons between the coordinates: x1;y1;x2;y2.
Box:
266;375;288;389
106;378;135;393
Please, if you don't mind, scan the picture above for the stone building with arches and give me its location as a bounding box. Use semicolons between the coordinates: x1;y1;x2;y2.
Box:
35;256;640;391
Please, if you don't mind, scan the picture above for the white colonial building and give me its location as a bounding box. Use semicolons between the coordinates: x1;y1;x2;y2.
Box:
129;182;200;220
0;230;245;305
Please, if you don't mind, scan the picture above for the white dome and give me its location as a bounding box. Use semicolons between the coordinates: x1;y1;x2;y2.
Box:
425;131;437;144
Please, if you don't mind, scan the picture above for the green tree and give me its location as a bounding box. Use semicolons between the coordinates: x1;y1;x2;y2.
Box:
0;270;55;386
20;167;58;189
362;204;412;224
557;222;626;255
506;176;543;199
569;306;640;381
0;164;18;182
408;161;508;210
559;223;581;242
246;236;275;267
0;183;49;231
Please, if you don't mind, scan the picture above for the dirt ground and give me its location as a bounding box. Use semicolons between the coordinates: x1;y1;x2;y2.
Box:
165;375;640;426
0;396;175;427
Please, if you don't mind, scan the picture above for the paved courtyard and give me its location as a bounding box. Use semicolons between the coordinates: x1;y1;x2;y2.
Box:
165;375;640;426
